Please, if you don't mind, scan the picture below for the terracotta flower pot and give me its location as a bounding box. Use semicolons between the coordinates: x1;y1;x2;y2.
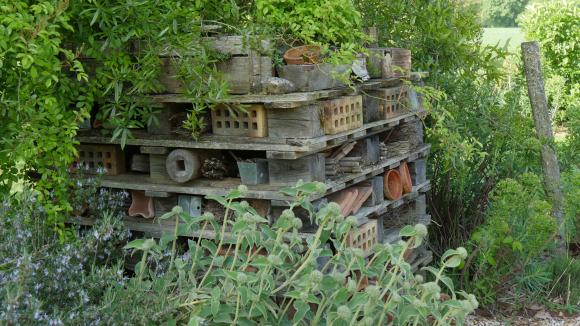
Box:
128;190;155;219
383;169;403;200
399;161;413;193
283;45;321;65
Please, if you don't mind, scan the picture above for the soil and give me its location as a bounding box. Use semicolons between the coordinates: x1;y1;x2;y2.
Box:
467;307;580;326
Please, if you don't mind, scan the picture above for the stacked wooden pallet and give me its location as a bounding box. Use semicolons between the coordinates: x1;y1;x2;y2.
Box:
73;36;432;267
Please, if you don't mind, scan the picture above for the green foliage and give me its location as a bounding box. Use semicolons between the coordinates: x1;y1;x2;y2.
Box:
481;0;528;27
256;0;364;49
0;1;91;232
0;190;130;324
562;169;580;243
1;183;477;324
464;173;558;305
520;0;580;123
114;183;476;325
355;1;556;269
355;0;487;74
65;0;233;141
546;255;580;308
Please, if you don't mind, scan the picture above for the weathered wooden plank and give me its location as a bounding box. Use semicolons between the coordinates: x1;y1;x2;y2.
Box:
203;35;271;56
216;56;273;94
141;146;169;155
277;64;350;92
99;145;431;201
410;159;427;185
267;104;323;138
350;136;380;164
178;195;203;217
130;154;150;172
154;196;178;217
149;154;171;182
362;90;382;123
363;176;384;207
268;154;325;185
145;190;171;198
148;74;423;108
79;110;424;159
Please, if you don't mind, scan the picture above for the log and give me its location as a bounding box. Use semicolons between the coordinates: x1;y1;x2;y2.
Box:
521;41;565;252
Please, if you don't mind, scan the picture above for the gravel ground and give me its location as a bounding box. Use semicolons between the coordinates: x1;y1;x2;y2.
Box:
466;311;580;326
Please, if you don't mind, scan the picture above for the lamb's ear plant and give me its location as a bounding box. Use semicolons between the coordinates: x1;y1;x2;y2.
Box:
122;181;477;325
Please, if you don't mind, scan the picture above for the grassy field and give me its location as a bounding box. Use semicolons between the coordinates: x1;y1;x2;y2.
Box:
482;28;525;51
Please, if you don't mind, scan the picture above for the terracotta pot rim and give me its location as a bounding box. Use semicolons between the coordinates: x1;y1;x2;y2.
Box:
384;169;403;200
284;45;322;65
399;161;413;193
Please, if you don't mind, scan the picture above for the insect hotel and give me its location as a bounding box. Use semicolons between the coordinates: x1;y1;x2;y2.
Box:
74;35;432;269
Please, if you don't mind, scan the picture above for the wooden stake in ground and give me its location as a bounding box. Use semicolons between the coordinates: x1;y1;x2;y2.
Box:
521;41;566;253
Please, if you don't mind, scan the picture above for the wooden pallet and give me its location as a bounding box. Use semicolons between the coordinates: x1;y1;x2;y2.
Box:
354;180;430;223
78;110;424;160
150;74;424;109
97;144;430;202
69;183;429;241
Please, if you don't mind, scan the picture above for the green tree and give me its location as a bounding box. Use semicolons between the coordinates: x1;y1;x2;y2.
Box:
520;0;579;123
481;0;528;27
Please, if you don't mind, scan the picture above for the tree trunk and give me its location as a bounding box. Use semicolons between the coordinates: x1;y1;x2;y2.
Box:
521;41;566;253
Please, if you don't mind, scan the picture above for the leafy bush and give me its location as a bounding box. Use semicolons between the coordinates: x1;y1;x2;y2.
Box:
562;169;580;243
0;191;129;324
0;1;91;229
255;0;366;63
520;0;580;123
354;0;543;256
1;182;476;324
481;0;528;27
113;183;476;324
355;0;486;74
546;255;580;308
463;173;558;306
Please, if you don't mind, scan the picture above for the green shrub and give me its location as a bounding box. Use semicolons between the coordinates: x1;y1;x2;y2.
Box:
562;169;580;243
0;1;92;230
481;0;528;27
355;0;543;257
547;256;580;308
520;0;580;123
355;0;486;74
112;183;476;325
464;173;558;305
0;191;129;324
255;0;366;63
1;182;477;325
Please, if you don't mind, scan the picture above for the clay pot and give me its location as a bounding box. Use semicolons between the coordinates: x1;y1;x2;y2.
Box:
283;45;321;65
399;161;413;194
383;169;403;200
128;190;154;219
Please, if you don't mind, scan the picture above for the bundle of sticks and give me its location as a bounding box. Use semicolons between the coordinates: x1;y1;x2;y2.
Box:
325;142;365;176
380;140;410;159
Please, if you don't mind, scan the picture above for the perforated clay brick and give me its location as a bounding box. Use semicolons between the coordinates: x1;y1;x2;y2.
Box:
346;219;379;256
76;144;125;176
321;95;363;135
211;104;267;138
378;86;409;119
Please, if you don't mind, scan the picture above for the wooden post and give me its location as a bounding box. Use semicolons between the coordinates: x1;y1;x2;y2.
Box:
521;41;565;252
